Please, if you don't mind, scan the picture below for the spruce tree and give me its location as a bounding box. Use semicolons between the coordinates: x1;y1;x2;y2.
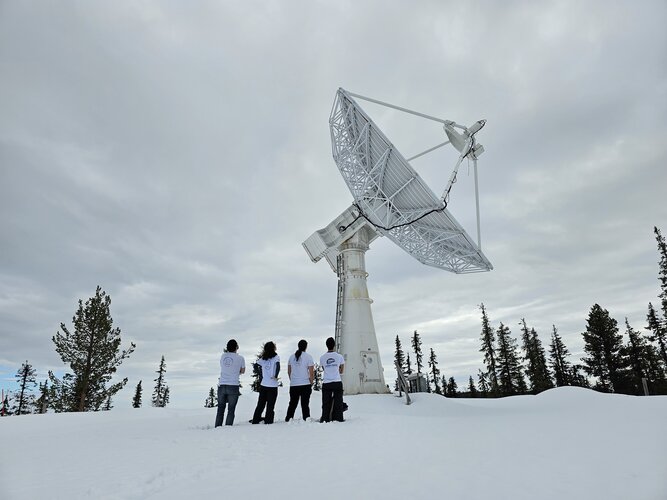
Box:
646;302;667;367
581;304;627;393
655;226;667;319
478;303;499;395
446;376;458;397
427;348;442;394
394;335;406;390
477;369;489;397
250;345;263;392
405;353;413;375
49;286;135;412
205;387;217;408
35;380;49;414
520;320;553;394
313;364;322;391
495;322;527;396
152;356;169;407
549;326;574;386
468;376;478;397
13;361;37;415
645;227;667;375
411;331;424;374
394;335;406;371
132;380;143;408
623;318;666;395
1;395;9;416
441;375;447;396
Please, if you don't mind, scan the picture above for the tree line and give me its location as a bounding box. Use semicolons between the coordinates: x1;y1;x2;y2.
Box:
4;227;667;413
394;226;667;398
1;286;170;416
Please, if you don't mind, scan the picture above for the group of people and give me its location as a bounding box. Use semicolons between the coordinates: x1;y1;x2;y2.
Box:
214;337;346;427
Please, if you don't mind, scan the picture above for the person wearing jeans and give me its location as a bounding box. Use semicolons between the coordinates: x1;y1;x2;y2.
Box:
215;339;245;427
285;339;315;421
319;337;345;423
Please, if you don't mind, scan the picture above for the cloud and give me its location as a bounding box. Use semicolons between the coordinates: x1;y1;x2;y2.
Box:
1;0;666;406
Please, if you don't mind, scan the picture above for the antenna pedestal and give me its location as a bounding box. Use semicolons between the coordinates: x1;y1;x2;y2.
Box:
336;226;389;395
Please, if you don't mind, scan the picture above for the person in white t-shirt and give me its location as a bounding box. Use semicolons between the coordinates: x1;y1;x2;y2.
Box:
215;339;246;427
285;339;315;422
250;341;280;424
319;337;345;423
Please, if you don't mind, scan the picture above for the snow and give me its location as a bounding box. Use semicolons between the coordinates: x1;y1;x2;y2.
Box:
1;387;665;500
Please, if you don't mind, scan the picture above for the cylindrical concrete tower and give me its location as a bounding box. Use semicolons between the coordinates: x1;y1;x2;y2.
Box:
336;226;389;395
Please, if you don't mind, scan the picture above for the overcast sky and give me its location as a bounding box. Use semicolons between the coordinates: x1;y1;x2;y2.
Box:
1;1;666;408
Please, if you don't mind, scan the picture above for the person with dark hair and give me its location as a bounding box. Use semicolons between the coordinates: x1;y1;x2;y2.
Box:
285;339;315;422
319;337;345;423
251;341;280;424
215;339;245;427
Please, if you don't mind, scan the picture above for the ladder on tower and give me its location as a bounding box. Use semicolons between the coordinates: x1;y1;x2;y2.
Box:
334;253;346;354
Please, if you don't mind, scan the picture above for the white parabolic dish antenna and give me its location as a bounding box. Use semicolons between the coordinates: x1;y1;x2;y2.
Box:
303;88;493;395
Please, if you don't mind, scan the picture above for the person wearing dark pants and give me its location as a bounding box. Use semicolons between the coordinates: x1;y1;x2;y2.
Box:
252;386;278;424
215;339;245;427
319;337;345;423
285;339;315;422
320;381;344;422
251;341;280;425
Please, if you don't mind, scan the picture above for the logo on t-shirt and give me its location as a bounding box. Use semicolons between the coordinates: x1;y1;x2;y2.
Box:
223;357;233;367
326;357;336;365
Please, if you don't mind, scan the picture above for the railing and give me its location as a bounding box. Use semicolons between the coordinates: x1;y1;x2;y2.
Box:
334;253;346;352
395;360;411;405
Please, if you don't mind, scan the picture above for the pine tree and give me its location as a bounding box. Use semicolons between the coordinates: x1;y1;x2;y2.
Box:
152;356;169;407
655;226;667;319
477;369;489;397
645;227;667;377
1;395;9;416
132;380;143;408
405;353;413;375
35;380;49;414
441;375;447;396
495;322;527;396
250;345;263;392
623;318;666;395
549;326;574;386
446;377;458;397
411;331;424;374
520;320;553;394
581;304;627;393
478;303;499;395
394;335;406;390
205;387;217;408
313;364;322;391
428;348;442;394
49;286;135;412
468;376;478;397
13;361;37;415
646;302;667;367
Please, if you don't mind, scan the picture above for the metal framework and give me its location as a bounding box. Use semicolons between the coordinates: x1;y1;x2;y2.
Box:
329;89;492;273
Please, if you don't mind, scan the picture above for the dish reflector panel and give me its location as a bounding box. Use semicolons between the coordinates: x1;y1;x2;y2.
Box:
329;89;493;273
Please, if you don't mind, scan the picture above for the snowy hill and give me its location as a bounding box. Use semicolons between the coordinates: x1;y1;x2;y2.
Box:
1;387;665;500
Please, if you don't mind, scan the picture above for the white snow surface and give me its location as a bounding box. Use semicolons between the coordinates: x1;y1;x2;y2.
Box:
1;387;665;500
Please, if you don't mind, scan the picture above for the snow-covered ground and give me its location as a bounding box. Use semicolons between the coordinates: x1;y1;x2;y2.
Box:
1;387;665;500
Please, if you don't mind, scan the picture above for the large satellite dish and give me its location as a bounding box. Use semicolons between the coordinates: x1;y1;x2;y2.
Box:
304;88;493;395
